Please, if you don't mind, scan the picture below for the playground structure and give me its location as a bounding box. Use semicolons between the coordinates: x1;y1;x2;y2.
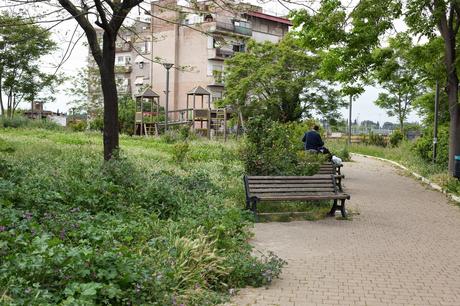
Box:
134;86;231;140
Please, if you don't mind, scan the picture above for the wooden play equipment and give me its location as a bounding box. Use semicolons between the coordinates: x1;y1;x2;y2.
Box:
135;86;231;139
134;88;161;136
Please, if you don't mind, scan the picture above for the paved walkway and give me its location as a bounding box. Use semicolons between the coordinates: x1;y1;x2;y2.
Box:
229;155;460;306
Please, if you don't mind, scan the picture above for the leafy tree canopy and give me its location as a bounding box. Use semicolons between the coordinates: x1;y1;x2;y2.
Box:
0;13;60;117
372;33;425;132
219;35;344;123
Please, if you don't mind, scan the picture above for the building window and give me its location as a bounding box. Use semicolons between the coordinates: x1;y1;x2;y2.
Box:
211;91;222;102
125;56;131;64
208;62;223;76
117;56;124;64
233;44;245;52
139;62;144;69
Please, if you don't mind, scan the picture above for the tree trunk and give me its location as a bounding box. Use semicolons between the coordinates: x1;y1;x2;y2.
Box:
99;34;119;161
444;45;460;174
438;11;460;174
448;96;460;173
0;72;4;117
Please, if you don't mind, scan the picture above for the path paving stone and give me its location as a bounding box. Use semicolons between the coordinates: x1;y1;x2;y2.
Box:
227;155;460;306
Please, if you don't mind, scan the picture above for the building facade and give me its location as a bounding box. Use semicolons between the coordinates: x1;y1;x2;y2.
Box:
89;0;291;112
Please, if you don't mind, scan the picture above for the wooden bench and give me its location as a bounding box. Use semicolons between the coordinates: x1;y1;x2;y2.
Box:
244;174;350;220
318;162;342;175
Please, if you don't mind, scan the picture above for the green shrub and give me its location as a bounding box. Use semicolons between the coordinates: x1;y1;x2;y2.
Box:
172;141;190;164
161;129;181;143
0;116;62;130
0;116;30;128
413;124;449;167
242;117;326;175
68;120;87;131
365;132;387;147
389;130;403;147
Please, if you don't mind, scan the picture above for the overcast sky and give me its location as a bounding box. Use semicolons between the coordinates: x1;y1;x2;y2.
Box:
21;0;421;124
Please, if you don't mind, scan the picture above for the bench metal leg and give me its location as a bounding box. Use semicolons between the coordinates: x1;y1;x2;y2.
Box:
328;199;338;217
245;199;251;210
251;199;259;222
340;199;347;218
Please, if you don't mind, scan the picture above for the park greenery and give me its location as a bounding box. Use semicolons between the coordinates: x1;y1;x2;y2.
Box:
0;14;61;118
3;0;460;304
0;128;288;304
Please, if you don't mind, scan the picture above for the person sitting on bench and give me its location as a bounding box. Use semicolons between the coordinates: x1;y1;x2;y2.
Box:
302;125;330;155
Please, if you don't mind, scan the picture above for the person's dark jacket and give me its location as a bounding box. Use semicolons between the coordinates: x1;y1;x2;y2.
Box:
302;130;324;150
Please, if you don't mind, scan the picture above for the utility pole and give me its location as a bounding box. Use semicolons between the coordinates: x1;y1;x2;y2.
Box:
433;80;440;163
348;94;352;146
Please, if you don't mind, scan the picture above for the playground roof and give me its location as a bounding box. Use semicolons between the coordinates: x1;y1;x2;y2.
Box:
136;88;160;98
187;86;210;96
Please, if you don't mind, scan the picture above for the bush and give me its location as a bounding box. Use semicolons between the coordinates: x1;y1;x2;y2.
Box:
389;130;403;147
365;132;387;147
241;117;326;175
68;120;87;132
172;141;190;164
0;116;62;130
413;124;449;167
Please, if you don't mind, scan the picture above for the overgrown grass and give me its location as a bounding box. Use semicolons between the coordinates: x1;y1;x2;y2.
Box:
0;128;289;305
334;140;460;196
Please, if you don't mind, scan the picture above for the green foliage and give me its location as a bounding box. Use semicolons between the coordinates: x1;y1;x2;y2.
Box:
220;36;343;123
413;124;449;167
0;130;286;305
0;116;62;130
0;13;60;118
118;96;135;135
87;95;135;135
389;130;404;147
364;132;387;147
172;141;190;164
68;120;87;132
372;33;425;132
241;117;327;175
291;0;401;89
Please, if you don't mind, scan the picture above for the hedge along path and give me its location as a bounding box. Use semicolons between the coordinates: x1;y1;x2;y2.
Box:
226;155;460;306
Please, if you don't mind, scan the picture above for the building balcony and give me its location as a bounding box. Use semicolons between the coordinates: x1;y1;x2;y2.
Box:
115;64;132;74
118;85;132;94
210;70;224;87
116;42;132;52
210;21;252;36
208;48;234;60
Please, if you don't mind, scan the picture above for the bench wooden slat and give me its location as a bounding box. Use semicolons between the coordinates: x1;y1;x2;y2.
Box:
248;175;332;180
253;194;350;201
250;188;335;193
249;183;335;188
248;180;333;184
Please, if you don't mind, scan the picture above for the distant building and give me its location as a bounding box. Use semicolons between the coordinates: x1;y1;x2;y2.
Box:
24;101;67;126
88;0;291;113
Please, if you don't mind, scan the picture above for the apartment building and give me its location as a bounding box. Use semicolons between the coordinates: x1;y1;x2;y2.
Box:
90;0;291;112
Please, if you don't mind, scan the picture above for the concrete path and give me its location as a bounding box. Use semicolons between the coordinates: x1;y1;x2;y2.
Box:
229;155;460;306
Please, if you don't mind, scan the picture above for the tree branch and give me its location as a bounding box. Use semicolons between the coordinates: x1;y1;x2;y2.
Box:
57;0;102;64
94;0;110;31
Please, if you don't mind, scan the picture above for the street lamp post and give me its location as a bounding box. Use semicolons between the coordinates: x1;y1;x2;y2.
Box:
162;63;173;131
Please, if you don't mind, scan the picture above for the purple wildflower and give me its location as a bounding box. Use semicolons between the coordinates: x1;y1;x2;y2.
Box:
0;226;6;232
23;212;33;220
